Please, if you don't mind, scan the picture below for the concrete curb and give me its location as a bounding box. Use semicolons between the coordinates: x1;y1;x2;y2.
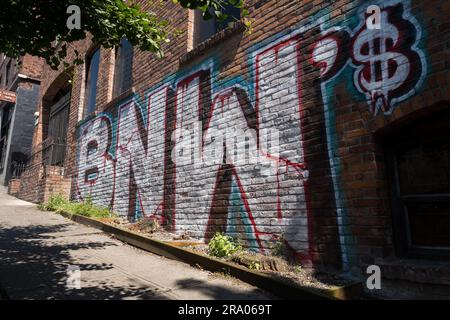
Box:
58;211;362;300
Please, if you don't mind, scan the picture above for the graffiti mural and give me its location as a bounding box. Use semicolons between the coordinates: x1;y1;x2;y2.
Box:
312;0;426;115
76;115;114;207
310;0;426;269
75;0;426;266
351;2;426;115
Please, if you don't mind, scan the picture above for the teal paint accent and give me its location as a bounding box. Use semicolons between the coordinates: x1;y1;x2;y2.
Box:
342;66;365;102
409;6;429;100
227;178;259;251
135;192;143;221
322;69;359;272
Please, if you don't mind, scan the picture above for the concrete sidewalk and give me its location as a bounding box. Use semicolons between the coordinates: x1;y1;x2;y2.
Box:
0;187;273;300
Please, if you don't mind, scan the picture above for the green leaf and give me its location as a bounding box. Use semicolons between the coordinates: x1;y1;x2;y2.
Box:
0;0;248;69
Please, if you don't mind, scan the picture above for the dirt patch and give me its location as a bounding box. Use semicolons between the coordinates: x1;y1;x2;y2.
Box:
185;245;353;291
166;241;205;248
106;216;204;244
96;217;117;224
98;216;354;292
225;251;352;290
268;268;352;291
228;252;290;272
127;216;161;234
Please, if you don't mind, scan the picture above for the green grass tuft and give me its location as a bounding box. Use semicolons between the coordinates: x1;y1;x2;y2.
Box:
38;194;113;218
208;232;242;258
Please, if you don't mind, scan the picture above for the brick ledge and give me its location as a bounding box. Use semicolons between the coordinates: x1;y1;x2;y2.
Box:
179;21;245;66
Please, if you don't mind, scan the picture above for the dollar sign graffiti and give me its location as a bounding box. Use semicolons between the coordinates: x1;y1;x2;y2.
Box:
352;7;412;115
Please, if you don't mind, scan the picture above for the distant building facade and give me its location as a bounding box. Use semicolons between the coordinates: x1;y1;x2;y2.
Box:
0;54;43;186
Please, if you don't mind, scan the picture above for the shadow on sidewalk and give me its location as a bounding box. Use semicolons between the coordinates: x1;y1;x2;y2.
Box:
175;278;272;300
0;223;170;299
0;222;270;300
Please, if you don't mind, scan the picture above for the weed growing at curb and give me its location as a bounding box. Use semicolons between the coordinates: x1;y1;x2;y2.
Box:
38;194;113;218
208;232;242;258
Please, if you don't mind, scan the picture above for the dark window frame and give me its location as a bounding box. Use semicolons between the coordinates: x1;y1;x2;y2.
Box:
194;5;241;45
5;60;11;87
113;38;133;98
84;47;100;118
45;91;71;166
385;110;450;260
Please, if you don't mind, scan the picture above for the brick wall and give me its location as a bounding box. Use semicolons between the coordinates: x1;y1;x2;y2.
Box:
19;54;44;80
16;164;44;203
22;0;450;296
0;54;43;88
15;164;69;203
41;166;71;203
7;178;20;197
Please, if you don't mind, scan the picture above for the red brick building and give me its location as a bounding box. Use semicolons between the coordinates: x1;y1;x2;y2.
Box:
10;0;450;298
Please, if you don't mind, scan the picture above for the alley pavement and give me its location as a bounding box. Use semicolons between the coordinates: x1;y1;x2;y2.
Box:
0;186;273;300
